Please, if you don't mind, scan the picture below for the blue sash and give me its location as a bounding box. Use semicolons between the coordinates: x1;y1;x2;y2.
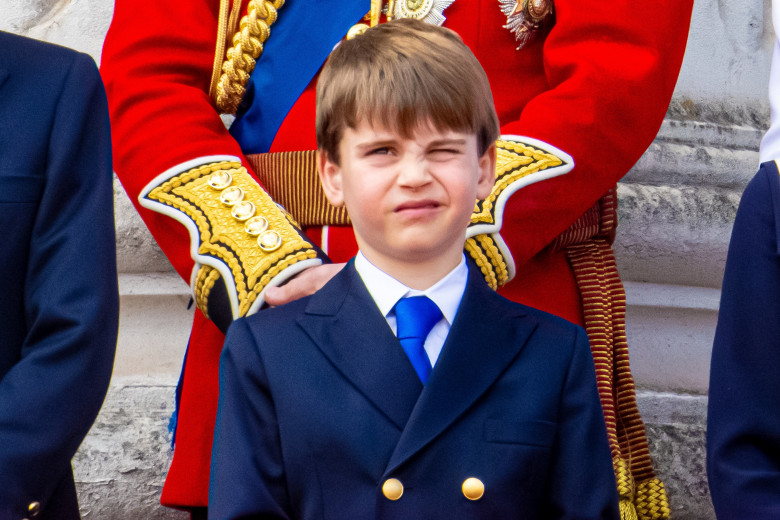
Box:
230;0;369;153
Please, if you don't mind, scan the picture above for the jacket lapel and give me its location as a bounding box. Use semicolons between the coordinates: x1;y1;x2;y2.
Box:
296;261;423;430
385;263;539;473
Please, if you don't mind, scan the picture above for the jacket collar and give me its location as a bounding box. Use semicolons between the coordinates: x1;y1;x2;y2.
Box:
297;260;424;430
297;259;538;471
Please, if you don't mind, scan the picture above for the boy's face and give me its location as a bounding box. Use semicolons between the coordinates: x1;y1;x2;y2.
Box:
318;120;495;273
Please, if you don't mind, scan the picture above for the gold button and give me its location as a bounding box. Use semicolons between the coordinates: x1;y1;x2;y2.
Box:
28;501;41;517
220;186;245;206
462;477;484;501
231;200;256;221
244;216;269;236
257;230;283;252
346;23;369;39
382;478;404;500
208;170;233;190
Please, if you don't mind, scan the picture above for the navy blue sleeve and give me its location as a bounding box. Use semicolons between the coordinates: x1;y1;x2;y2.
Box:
545;325;621;519
0;47;119;516
209;318;291;520
707;161;780;518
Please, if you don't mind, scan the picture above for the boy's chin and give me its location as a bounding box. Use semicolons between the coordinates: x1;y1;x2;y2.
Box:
393;243;463;266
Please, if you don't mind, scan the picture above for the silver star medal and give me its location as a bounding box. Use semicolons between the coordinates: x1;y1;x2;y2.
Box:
393;0;456;26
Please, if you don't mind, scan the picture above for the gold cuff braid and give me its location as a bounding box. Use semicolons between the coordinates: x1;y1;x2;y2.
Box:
142;159;322;319
464;234;507;290
471;138;565;225
214;0;285;114
193;264;222;320
466;136;572;289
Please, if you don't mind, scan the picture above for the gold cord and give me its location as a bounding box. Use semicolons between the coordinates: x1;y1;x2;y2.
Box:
387;0;396;20
214;0;285;114
370;0;383;26
209;0;232;103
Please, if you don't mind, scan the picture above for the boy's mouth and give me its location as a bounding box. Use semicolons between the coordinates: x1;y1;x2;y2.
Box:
394;200;441;213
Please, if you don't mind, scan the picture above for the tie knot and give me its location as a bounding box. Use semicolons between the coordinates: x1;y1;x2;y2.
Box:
395;296;442;342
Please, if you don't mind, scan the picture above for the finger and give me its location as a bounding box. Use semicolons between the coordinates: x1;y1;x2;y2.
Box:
264;263;346;306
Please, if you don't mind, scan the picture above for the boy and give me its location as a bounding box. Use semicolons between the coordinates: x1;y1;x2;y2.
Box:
209;19;619;520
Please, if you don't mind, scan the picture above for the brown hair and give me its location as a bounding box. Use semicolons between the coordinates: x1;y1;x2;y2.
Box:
316;18;499;164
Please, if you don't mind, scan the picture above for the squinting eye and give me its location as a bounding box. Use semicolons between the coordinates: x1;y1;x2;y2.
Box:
430;149;460;157
369;147;392;155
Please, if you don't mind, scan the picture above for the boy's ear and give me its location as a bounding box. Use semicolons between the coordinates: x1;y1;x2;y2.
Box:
476;142;497;200
317;150;346;207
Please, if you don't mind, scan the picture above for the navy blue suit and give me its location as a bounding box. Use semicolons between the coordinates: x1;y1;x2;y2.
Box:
708;161;780;518
210;261;619;519
0;32;118;520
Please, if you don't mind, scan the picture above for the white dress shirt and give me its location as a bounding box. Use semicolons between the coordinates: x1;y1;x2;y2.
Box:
354;252;468;367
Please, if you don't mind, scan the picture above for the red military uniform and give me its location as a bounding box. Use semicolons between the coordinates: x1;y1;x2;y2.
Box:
101;0;692;513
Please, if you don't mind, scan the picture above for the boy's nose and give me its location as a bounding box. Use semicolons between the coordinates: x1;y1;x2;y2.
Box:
396;158;432;188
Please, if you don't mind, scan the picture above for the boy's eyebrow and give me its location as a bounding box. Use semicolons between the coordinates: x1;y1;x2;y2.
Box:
427;137;468;148
355;138;399;151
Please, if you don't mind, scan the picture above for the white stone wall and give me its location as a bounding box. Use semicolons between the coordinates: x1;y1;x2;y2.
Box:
2;0;774;517
0;0;114;59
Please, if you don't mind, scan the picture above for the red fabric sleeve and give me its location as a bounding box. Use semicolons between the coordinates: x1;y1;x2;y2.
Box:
101;0;251;281
453;0;694;266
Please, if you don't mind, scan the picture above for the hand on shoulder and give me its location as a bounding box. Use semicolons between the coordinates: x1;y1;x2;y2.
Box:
264;263;346;306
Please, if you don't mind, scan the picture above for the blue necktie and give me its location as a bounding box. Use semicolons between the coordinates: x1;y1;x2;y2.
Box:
395;296;442;384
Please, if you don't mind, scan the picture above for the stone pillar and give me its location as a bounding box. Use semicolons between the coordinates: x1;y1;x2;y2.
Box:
613;1;772;517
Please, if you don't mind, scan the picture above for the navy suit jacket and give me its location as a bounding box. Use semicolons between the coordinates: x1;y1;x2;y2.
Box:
210;261;619;519
708;161;780;518
0;32;118;520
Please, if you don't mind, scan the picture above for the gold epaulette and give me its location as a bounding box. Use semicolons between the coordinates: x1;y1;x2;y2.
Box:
465;136;573;289
139;156;325;330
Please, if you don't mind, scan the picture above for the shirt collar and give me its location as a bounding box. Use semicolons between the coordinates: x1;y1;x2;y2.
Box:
354;251;468;326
